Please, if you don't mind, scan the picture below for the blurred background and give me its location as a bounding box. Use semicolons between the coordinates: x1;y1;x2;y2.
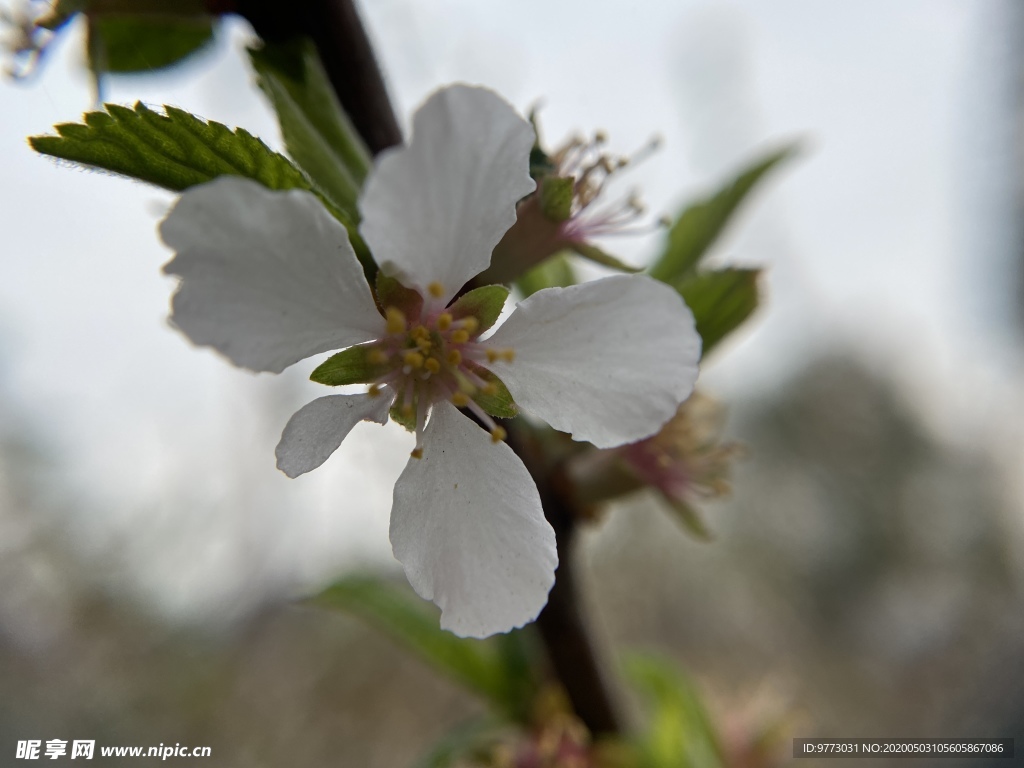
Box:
1;0;1023;765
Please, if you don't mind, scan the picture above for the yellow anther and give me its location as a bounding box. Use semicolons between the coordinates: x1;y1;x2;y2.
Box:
368;349;389;365
447;350;462;366
490;426;507;443
500;349;516;363
412;325;430;340
385;306;406;334
486;349;499;363
481;382;498;396
410;447;423;460
437;312;453;331
424;357;441;374
416;337;432;352
460;316;479;334
451;329;470;344
368;383;383;397
451;391;470;407
594;129;608;143
428;281;444;298
403;351;425;369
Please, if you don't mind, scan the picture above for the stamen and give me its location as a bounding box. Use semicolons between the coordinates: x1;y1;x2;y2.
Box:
403;351;425;369
424;357;441;374
447;350;462;366
457;316;479;335
410;447;423;460
385;307;406;335
368;383;383;397
451;391;470;407
437;312;453;331
490;426;507;443
451;329;470;344
486;349;499;363
481;382;499;396
428;281;445;298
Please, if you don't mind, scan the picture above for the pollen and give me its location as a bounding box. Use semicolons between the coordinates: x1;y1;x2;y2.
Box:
403;350;425;369
368;349;389;365
424;357;441;374
490;426;507;443
437;312;453;331
385;306;406;334
428;281;445;298
451;391;470;407
451;329;470;344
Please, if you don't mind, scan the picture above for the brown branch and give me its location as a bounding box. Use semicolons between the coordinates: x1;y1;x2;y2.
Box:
232;0;623;736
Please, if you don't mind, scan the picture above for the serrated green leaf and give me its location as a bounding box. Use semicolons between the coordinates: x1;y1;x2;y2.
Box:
467;364;518;419
87;15;214;75
677;268;760;356
29;101;375;274
31;101;309;193
624;653;727;768
571;242;642;273
539;175;574;222
449;285;509;334
313;576;539;720
649;144;798;284
516;253;576;298
310;344;389;387
249;39;370;214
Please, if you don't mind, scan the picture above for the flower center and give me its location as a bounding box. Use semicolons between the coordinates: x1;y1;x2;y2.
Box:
367;295;515;458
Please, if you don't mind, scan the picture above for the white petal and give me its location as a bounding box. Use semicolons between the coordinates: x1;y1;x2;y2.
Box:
161;176;384;373
276;392;393;478
484;275;701;449
390;401;557;638
360;85;536;303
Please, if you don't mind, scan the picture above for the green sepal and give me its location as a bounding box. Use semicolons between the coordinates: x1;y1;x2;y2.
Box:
570;242;642;273
527;106;556;179
665;498;713;541
248;39;371;214
538;175;574;222
87;14;214;75
649;143;799;284
390;404;416;433
515;253;576;298
467;364;518;419
376;272;423;318
676;268;760;356
309;344;390;387
449;285;509;334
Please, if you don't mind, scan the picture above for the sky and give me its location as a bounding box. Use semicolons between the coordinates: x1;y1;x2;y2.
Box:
0;0;1021;627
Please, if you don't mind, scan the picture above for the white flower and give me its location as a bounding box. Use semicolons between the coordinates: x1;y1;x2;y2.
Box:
158;85;702;638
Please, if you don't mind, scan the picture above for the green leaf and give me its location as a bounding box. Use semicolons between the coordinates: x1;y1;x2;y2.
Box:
313;576;539;720
449;285;509;334
413;717;500;768
538;175;574;222
30;100;312;194
677;268;760;357
649;144;798;284
467;364;518;420
87;15;214;75
248;39;371;214
29;101;375;275
515;253;576;298
624;653;727;768
571;242;642;273
309;344;389;387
